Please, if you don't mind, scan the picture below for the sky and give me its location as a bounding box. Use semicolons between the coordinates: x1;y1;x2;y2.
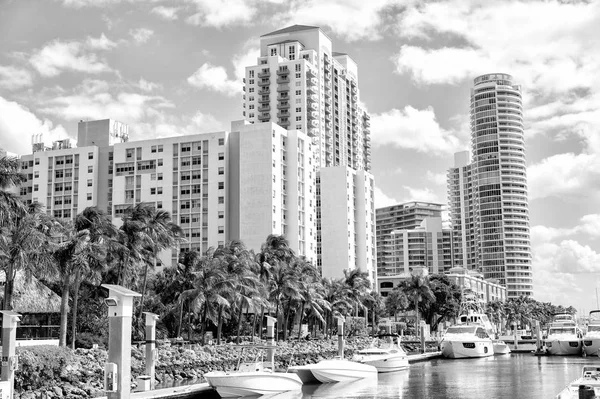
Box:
0;0;599;313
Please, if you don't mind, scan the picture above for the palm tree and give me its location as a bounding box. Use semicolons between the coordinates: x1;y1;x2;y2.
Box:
322;278;353;338
114;203;152;288
343;269;371;317
268;261;302;340
0;203;56;310
136;205;182;322
0;156;27;227
174;250;203;337
401;275;435;336
385;288;409;322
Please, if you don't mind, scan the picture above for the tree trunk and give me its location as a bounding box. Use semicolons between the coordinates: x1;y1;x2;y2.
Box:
415;297;419;338
70;270;82;350
59;273;71;347
251;312;257;341
3;265;14;310
187;310;192;341
137;258;154;325
297;301;305;341
283;301;291;341
259;305;264;339
235;302;245;343
176;299;184;338
217;305;223;345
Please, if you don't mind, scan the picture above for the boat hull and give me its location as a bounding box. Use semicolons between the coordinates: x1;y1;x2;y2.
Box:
546;339;582;356
353;354;409;373
440;340;494;359
307;359;378;383
493;340;511;355
583;337;600;357
204;371;302;398
287;365;319;384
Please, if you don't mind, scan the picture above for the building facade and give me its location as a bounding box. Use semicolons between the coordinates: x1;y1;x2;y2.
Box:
376;202;443;278
448;73;532;298
243;25;376;282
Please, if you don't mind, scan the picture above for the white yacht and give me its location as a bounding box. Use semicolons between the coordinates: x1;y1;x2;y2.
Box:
204;361;303;398
352;335;409;373
556;366;600;398
440;325;494;358
583;310;600;357
298;358;378;383
545;323;583;356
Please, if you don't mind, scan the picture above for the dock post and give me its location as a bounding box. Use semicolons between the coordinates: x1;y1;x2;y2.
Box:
337;316;345;359
420;325;426;354
266;316;276;370
513;323;518;351
0;310;22;399
535;320;542;352
143;312;159;389
102;284;141;399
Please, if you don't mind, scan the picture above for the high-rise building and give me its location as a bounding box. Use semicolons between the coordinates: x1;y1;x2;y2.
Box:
18;119;318;268
243;25;375;282
448;73;532;298
376;201;443;278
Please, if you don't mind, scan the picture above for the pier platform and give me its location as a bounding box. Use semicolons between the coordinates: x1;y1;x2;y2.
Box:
95;382;212;399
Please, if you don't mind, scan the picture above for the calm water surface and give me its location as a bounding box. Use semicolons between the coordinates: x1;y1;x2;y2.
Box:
198;353;598;398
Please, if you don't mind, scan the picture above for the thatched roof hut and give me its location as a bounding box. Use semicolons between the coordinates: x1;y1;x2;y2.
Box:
0;270;61;313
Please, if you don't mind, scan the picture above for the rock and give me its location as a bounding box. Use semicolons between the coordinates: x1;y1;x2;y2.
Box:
53;386;64;397
20;393;36;399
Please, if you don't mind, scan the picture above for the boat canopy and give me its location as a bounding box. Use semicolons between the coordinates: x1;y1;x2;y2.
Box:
446;325;478;335
548;326;577;335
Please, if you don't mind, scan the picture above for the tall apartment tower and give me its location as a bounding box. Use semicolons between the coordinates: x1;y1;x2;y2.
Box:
243;25;375;282
375;202;443;278
448;73;532;298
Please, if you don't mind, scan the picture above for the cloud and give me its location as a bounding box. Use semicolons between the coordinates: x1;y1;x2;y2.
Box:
528;152;600;201
370;106;465;156
30;39;112;77
133;111;225;142
186;0;255;27
426;171;447;186
233;47;259;81
187;63;240;97
0;66;33;90
401;186;442;204
0;96;68;155
138;78;161;92
86;33;117;50
531;215;600;244
129;28;154;44
374;186;399;208
151;6;180;20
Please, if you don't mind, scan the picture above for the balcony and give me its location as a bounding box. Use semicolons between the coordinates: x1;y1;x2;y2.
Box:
258;88;270;95
307;77;318;86
276;69;289;76
258;71;270;78
258;113;271;122
258;105;271;112
258;79;270;86
307;85;317;94
277;94;289;101
258;97;270;103
308;128;318;136
307;94;318;103
306;69;315;77
309;120;319;128
364;120;371;128
352;86;357;94
277;84;290;92
307;111;318;120
309;102;318;110
279;120;291;128
324;89;331;98
277;102;290;109
276;77;290;84
277;111;290;118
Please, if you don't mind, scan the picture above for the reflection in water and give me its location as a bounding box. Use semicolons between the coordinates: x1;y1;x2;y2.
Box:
195;354;590;399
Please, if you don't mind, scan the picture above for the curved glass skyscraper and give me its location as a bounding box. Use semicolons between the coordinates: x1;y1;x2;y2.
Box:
449;73;532;299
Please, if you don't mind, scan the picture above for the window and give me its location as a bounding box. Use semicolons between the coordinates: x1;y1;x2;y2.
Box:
218;196;224;204
218;152;224;160
88;166;93;173
296;107;301;112
218;211;224;219
151;145;157;153
157;201;162;209
34;184;38;191
296;116;302;121
151;188;156;195
218;226;224;234
157;187;163;194
158;173;163;181
34;158;40;165
88;152;93;160
87;193;92;201
158;159;163;166
295;64;301;72
218;167;224;175
158;145;163;152
218;138;224;145
87;179;92;187
34;171;39;178
296;73;301;78
295;90;301;95
270;48;277;56
218;182;224;189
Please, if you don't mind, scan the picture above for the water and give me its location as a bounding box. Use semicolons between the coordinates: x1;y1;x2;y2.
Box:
197;354;596;398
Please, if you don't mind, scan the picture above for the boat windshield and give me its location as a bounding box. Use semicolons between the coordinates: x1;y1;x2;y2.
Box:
588;325;600;333
549;327;577;335
446;326;478;335
554;315;574;322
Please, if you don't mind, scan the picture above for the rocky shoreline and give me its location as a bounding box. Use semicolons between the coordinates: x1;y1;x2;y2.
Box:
15;337;439;399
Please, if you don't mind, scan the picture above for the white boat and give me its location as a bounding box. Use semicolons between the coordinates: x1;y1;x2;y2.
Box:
583;310;600;357
556;366;600;398
545;323;583;356
493;340;511;354
553;313;577;324
352;335;409;372
204;361;303;398
304;358;378;383
440;325;494;358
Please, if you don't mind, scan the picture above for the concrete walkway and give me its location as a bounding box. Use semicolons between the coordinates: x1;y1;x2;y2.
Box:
95;382;212;399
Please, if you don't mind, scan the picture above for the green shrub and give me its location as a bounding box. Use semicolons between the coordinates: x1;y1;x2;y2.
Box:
15;346;74;391
75;332;107;349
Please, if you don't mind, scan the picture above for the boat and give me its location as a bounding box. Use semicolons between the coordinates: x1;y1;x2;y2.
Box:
204;360;303;398
440;324;494;358
545;322;583;356
352;334;409;372
552;313;577;324
583;310;600;357
556;366;600;398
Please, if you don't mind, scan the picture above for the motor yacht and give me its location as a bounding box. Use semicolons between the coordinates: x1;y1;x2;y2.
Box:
440;325;494;358
352;335;409;373
555;366;600;398
583;310;600;357
545;323;583;356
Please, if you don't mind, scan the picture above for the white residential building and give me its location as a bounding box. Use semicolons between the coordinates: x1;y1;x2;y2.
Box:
243;25;375;282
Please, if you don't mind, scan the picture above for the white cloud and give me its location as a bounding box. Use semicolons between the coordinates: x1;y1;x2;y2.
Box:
86;33;117;50
0;96;68;155
30;39;112;77
133;111;225;142
528;152;600;201
187;63;240;97
233;47;259;81
0;66;33;90
374;186;398;208
186;0;255;27
370;106;465;156
151;6;180;21
138;78;161;92
129;28;154;44
426;171;447;186
401;186;442;204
